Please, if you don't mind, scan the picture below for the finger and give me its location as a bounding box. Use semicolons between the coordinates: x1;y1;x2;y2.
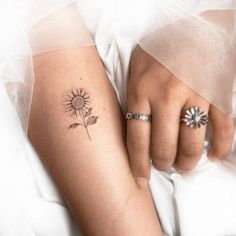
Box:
176;98;210;171
208;106;234;160
127;98;152;179
150;102;182;171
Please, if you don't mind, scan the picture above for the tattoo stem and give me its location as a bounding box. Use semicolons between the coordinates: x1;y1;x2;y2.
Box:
85;126;91;141
82;110;91;141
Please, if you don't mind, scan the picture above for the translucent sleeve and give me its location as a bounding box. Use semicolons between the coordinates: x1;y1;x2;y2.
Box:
0;0;94;131
138;0;236;116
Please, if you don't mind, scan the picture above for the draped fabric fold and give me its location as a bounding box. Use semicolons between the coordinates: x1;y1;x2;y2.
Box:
138;0;236;116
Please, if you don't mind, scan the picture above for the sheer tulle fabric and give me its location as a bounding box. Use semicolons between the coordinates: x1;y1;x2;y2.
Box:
0;0;94;131
1;0;236;132
138;0;236;116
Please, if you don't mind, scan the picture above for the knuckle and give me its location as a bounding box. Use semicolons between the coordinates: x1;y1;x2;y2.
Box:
161;90;175;104
150;148;176;171
180;142;204;158
218;151;231;159
211;120;234;159
151;147;176;161
166;76;185;94
130;46;149;73
218;123;234;141
211;145;232;160
127;138;148;153
161;78;186;103
128;77;148;101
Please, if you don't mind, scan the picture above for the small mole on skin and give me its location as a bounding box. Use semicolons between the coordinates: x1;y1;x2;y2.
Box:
103;108;106;111
80;78;83;80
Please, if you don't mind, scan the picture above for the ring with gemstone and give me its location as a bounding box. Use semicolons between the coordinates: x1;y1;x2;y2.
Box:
181;107;208;129
126;112;152;121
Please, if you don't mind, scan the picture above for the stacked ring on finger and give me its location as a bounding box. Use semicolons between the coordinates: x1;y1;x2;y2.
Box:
126;112;152;121
181;106;209;129
126;107;208;129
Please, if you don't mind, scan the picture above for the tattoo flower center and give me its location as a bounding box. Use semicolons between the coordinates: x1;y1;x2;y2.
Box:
63;88;98;141
72;96;85;110
64;88;90;116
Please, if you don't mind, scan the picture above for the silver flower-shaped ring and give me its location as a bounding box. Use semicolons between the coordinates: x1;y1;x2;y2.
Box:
181;107;208;129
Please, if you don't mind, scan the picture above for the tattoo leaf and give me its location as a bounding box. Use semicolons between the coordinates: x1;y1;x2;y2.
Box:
86;116;98;126
85;108;93;117
68;123;81;129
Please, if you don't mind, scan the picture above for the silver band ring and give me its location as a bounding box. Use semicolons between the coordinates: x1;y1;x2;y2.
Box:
181;107;208;129
126;112;152;121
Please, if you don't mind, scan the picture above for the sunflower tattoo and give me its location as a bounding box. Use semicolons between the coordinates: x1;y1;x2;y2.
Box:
63;88;98;141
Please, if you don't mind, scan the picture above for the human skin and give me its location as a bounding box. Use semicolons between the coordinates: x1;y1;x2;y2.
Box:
127;45;234;178
28;46;163;236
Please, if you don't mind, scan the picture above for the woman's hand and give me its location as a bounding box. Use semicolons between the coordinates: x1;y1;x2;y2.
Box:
127;46;234;178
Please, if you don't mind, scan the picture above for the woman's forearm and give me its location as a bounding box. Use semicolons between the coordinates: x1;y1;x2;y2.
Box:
28;47;163;236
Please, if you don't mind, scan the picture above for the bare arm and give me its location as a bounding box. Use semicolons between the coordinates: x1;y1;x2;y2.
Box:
28;46;163;236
